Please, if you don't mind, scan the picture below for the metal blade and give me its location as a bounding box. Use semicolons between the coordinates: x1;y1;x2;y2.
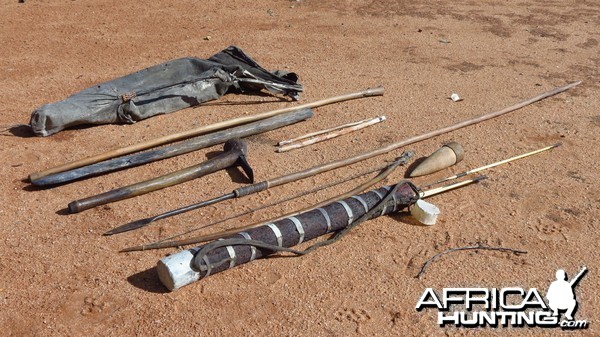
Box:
103;192;236;236
103;217;154;236
237;155;254;183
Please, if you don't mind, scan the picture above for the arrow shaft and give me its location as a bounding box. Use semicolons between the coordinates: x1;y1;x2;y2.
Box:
420;143;561;188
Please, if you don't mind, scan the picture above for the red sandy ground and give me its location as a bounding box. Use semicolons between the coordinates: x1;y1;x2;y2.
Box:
1;1;598;336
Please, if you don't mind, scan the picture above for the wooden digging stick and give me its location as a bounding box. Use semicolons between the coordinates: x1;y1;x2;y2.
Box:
28;86;385;182
225;81;580;203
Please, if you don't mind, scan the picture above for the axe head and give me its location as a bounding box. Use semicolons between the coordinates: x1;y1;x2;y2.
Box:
223;138;254;183
237;155;254;183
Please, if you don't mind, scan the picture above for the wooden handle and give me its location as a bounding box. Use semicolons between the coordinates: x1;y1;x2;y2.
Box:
67;140;247;213
29;87;385;182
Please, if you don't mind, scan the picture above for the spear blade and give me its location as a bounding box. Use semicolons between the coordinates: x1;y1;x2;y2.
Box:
103;192;235;236
103;217;155;236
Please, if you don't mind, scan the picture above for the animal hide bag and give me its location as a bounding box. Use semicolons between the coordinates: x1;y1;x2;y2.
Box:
30;46;302;136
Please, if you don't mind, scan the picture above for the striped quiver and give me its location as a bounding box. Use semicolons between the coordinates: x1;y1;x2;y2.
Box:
157;182;419;291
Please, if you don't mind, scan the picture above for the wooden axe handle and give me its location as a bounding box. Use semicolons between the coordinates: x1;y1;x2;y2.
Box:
67;139;250;213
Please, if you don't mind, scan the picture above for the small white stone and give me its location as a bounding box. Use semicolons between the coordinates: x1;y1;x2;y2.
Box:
450;93;462;102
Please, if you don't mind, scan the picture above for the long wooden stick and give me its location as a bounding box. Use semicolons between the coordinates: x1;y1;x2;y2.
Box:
230;81;580;199
28;87;385;182
276;116;386;152
121;81;580;252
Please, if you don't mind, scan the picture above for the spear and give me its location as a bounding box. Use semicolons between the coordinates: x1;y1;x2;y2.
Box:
121;152;414;251
122;175;485;252
103;154;411;235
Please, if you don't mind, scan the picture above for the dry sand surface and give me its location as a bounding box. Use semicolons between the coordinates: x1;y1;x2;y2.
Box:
1;0;599;336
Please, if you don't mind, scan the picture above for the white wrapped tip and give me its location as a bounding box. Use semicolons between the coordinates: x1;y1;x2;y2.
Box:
411;199;440;225
157;249;200;291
